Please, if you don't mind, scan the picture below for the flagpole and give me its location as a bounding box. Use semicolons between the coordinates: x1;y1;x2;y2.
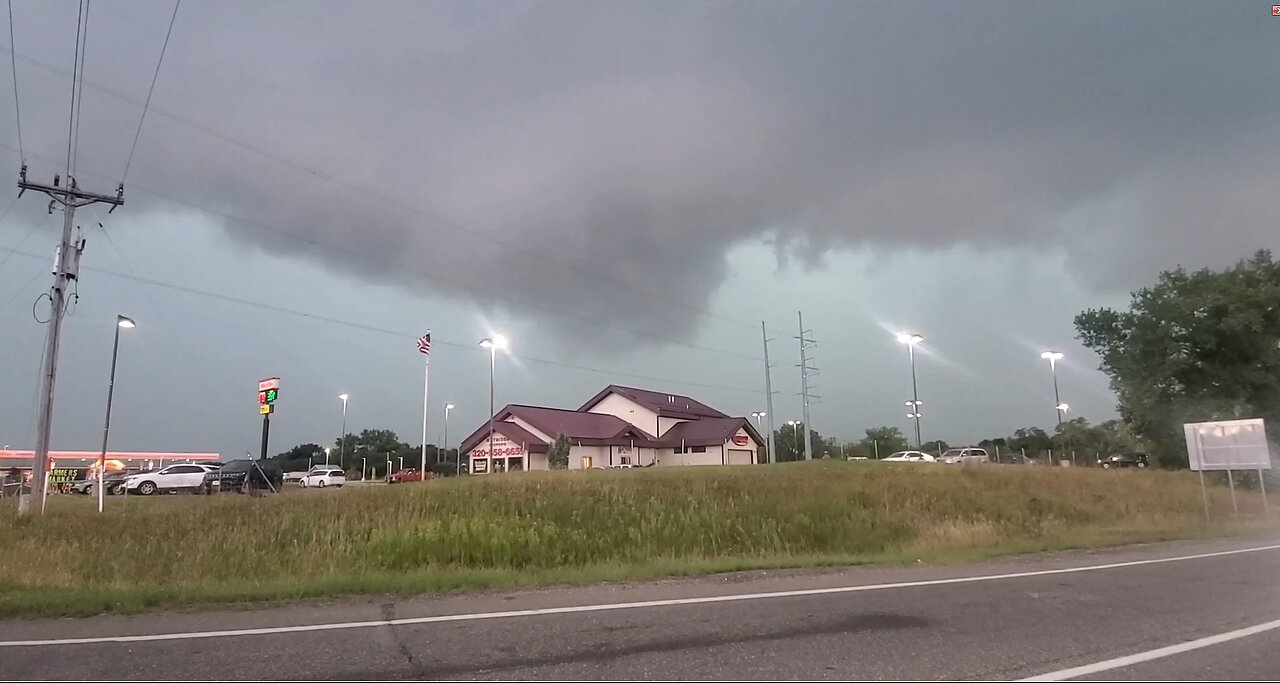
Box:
421;353;430;478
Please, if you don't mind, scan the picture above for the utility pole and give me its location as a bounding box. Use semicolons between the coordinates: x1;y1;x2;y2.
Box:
796;311;820;461
16;165;123;515
761;321;778;464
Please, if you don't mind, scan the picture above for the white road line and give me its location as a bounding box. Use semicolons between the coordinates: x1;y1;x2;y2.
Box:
1019;617;1280;681
1;543;1277;648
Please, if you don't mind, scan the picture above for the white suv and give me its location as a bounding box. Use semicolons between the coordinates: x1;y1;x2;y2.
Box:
124;464;218;495
300;467;346;488
939;448;991;464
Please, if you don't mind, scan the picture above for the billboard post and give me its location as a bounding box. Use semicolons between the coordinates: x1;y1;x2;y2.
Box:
1184;418;1272;521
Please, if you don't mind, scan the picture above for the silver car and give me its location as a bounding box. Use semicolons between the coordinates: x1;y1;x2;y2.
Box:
938;448;991;464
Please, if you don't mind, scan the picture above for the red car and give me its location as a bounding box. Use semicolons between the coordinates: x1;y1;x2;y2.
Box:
388;469;432;483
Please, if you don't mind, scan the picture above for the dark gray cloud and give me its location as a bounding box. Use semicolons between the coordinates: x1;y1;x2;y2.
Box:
6;0;1277;351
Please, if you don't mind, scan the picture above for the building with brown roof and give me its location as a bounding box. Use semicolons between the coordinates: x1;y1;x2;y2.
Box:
459;385;764;473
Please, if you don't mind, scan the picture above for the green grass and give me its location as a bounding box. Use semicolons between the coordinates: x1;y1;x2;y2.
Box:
0;462;1272;617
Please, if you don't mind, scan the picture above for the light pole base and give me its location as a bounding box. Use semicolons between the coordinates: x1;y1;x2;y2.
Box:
17;491;31;515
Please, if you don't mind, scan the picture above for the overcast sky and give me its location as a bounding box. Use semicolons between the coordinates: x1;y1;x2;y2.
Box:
1;1;1276;458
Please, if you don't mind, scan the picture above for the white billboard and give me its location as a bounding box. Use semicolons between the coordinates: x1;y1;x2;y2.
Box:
1183;419;1272;471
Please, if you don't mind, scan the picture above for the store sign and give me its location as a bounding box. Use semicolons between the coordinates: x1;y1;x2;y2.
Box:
471;435;528;459
471;458;489;474
48;468;80;485
732;434;750;446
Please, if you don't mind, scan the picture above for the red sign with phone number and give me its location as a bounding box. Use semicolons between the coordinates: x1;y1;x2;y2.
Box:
472;446;526;458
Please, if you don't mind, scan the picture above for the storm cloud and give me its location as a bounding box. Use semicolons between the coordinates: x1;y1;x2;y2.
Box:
6;0;1277;351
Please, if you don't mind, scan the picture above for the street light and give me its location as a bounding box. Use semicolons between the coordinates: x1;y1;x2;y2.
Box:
444;402;457;476
479;335;510;471
751;411;766;428
785;420;801;461
896;333;925;449
1040;351;1066;426
97;314;135;513
337;394;349;468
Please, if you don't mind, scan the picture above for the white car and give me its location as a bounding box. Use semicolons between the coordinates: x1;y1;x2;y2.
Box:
300;467;345;488
882;451;936;463
282;471;306;483
124;464;219;495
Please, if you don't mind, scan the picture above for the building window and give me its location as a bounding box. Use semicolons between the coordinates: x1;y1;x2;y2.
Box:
620;456;632;465
691;446;707;453
673;447;686;454
582;456;593;470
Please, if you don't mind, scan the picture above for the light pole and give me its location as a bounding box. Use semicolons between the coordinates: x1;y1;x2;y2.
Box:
896;333;925;450
97;315;135;513
322;447;330;468
398;456;404;472
361;456;366;481
785;420;801;461
1040;352;1067;426
479;335;509;472
751;411;765;428
444;402;456;475
337;393;349;469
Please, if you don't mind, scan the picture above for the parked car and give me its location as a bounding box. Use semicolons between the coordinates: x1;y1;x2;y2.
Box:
938;448;990;464
1099;452;1150;469
882;451;936;463
201;459;283;493
389;468;431;483
300;467;346;488
123;464;219;495
71;473;127;496
282;471;306;483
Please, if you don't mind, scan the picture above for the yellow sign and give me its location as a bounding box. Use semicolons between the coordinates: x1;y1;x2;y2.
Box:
260;404;274;415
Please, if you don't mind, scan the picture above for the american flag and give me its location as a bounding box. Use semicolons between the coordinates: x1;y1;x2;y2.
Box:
417;331;431;356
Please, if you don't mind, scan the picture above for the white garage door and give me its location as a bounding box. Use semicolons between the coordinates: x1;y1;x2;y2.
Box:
727;449;753;465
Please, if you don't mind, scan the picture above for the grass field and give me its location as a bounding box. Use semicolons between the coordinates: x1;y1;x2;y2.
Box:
0;462;1272;617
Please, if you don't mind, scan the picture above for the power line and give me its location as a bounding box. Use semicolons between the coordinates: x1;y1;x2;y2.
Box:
0;41;786;337
6;0;22;163
0;243;765;396
122;0;179;183
64;0;86;180
70;0;91;177
0;205;46;272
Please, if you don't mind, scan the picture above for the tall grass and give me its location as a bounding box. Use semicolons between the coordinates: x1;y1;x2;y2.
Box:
0;462;1270;616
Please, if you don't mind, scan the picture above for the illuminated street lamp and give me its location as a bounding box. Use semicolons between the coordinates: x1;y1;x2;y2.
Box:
336;394;350;467
896;333;925;449
97;315;135;513
785;419;802;460
1040;351;1066;426
751;411;766;428
444;402;457;476
479;335;511;471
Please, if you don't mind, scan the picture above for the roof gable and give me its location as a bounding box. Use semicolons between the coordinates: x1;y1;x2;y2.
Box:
578;385;728;420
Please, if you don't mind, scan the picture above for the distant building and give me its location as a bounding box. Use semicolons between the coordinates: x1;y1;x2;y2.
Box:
460;385;764;473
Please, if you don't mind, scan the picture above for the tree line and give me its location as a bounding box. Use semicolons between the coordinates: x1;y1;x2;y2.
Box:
273;428;460;477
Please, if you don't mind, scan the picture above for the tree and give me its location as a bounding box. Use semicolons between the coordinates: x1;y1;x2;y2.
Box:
1008;427;1052;458
1076;250;1280;467
334;429;407;473
771;423;827;462
273;443;324;472
548;433;571;469
920;440;950;457
857;426;909;458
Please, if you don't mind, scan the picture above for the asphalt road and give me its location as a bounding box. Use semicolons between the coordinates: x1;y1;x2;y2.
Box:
3;536;1279;680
